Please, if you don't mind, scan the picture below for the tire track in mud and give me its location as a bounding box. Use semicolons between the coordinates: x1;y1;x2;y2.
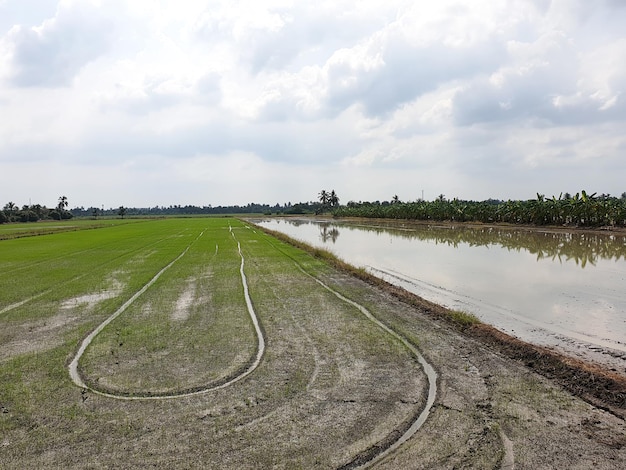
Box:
499;428;515;470
251;226;438;468
298;267;438;469
68;227;266;400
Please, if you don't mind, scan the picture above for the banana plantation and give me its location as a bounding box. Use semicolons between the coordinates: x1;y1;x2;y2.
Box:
333;191;626;228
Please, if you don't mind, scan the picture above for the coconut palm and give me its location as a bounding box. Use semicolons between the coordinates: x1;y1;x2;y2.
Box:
57;196;68;212
3;201;16;214
318;190;329;206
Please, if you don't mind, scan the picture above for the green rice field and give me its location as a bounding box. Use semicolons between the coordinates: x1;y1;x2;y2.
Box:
0;217;432;467
1;217;623;469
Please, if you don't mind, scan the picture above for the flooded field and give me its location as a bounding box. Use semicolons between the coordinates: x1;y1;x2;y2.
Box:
254;218;626;368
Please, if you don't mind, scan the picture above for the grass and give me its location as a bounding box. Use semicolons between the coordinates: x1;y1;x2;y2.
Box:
1;217;426;466
0;218;141;240
448;309;480;327
79;220;257;395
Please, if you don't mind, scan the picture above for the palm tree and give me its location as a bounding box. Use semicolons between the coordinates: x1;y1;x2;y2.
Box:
57;196;68;212
318;190;329;206
318;190;330;214
3;201;16;215
329;190;339;208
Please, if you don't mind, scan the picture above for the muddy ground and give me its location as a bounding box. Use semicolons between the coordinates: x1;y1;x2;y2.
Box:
1;223;625;468
259;224;626;468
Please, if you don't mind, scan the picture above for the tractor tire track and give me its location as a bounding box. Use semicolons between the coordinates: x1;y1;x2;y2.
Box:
68;228;265;400
297;267;438;469
252;226;438;468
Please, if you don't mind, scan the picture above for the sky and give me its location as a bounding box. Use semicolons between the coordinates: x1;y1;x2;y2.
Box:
1;0;625;209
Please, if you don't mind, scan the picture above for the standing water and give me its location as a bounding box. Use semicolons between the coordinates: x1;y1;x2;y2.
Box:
253;218;626;370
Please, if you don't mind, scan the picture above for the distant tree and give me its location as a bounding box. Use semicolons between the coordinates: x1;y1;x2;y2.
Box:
118;206;127;219
392;195;400;204
622;192;626;200
19;210;38;222
317;190;329;214
318;190;329;207
54;196;73;219
31;204;46;220
285;203;306;215
317;189;340;213
57;196;68;212
4;201;16;215
0;211;7;224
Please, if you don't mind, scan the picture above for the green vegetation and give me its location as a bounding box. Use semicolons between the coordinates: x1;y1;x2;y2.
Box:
0;218;141;240
448;309;480;327
317;189;340;214
1;216;625;468
69;201;328;217
1;196;73;224
0;216;430;467
334;191;626;227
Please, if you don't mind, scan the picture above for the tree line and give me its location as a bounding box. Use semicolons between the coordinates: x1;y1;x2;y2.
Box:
333;191;626;228
5;190;625;228
1;196;73;223
69;201;328;218
1;200;330;223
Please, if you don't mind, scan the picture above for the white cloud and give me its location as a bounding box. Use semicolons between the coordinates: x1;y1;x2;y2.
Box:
1;0;625;208
4;0;115;87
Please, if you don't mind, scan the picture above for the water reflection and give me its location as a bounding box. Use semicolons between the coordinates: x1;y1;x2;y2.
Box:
280;219;626;268
254;217;626;358
319;223;340;244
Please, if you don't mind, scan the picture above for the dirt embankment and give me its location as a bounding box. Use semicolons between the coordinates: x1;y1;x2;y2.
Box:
385;281;626;419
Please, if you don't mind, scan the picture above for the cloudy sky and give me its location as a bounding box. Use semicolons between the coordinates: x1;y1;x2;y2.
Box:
1;0;625;209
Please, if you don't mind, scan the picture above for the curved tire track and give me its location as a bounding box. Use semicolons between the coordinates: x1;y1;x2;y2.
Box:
68;228;265;400
296;267;438;468
253;228;438;468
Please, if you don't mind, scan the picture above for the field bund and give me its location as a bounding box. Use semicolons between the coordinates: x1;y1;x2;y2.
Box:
0;218;624;468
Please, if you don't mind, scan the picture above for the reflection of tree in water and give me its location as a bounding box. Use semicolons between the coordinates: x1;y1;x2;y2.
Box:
319;223;340;244
308;220;626;268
